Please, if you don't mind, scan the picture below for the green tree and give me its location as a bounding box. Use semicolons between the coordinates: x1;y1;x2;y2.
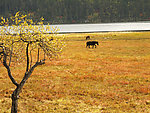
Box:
0;1;150;25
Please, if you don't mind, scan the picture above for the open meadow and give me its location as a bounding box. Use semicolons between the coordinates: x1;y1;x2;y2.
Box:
1;32;150;112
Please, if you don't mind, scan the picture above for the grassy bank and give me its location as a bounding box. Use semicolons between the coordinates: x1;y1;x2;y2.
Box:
0;32;150;112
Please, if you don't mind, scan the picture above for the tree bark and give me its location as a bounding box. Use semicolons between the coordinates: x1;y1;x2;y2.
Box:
11;88;19;113
1;44;45;113
10;60;45;113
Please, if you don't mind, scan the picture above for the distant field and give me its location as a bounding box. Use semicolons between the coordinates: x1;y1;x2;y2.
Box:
1;32;150;112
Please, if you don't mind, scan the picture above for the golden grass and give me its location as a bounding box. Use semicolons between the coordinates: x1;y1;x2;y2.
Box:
1;32;150;112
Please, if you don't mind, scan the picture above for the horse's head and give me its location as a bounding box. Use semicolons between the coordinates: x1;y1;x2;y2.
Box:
96;42;99;45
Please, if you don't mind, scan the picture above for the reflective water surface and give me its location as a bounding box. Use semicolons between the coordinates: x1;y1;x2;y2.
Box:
50;21;150;33
1;21;150;34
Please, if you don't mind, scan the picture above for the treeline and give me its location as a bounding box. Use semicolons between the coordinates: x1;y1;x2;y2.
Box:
0;0;150;24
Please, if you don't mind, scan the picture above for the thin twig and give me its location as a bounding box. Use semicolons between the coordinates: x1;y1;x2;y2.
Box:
9;41;14;66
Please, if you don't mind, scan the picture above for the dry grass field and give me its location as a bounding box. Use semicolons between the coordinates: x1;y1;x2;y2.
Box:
1;32;150;112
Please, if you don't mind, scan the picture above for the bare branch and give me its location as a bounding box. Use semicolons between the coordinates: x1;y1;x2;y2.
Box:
30;50;32;69
26;43;29;72
0;45;4;54
37;48;40;62
3;52;19;87
18;60;45;93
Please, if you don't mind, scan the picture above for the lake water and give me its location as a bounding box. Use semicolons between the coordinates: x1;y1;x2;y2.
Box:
50;21;150;33
1;21;150;34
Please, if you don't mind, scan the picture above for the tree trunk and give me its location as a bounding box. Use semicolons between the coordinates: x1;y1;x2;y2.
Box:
1;44;45;113
11;88;19;113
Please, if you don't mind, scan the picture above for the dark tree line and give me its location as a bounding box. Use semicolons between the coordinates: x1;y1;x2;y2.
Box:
0;0;150;24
